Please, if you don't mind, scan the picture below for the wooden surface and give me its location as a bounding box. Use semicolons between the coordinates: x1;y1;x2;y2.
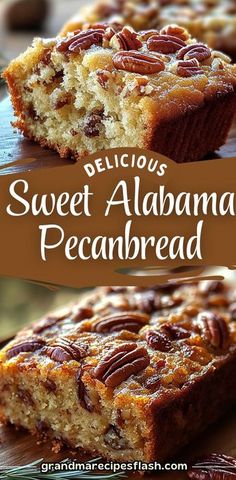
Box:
0;97;236;175
0;98;74;175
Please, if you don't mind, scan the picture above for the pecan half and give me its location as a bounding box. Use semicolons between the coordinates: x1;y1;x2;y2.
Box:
177;43;211;62
92;312;149;334
188;453;236;479
43;338;87;363
177;59;204;77
161;323;191;340
94;343;150;387
85;22;122;32
146;330;172;352
76;368;93;412
147;34;186;54
113;50;165;74
57;29;104;54
160;25;190;41
6;337;46;359
111;27;142;51
198;312;230;350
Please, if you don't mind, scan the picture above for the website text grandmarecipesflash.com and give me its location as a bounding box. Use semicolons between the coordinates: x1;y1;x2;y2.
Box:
40;460;188;473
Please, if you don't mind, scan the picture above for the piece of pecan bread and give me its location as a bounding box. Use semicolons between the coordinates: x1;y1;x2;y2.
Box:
0;281;236;462
61;0;236;60
4;24;236;162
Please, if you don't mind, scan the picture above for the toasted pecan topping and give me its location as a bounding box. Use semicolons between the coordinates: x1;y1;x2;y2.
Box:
76;368;93;412
113;50;165;74
92;312;149;334
146;330;172;352
161;323;191;340
57;29;104;53
138;29;160;41
6;338;46;359
160;25;190;42
147;34;186;54
85;22;122;32
43;338;87;363
177;59;204;77
111;27;142;51
198;312;230;350
177;43;211;61
94;343;150;387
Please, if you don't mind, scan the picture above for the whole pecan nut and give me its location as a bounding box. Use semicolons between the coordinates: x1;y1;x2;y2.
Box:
177;43;211;62
146;330;172;352
57;29;104;54
43;338;87;363
177;59;204;77
92;311;150;334
110;27;142;51
93;343;150;387
160;25;190;41
113;50;165;74
147;34;186;54
138;29;160;41
6;337;46;359
188;453;236;479
198;312;230;350
161;323;191;340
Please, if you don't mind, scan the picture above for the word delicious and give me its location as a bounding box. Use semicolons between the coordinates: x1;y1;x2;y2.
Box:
6;177;236;262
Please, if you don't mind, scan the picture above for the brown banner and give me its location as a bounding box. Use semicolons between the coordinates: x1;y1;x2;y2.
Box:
0;147;235;287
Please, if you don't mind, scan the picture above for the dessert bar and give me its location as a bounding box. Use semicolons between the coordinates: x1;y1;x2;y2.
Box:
0;282;236;462
4;24;236;162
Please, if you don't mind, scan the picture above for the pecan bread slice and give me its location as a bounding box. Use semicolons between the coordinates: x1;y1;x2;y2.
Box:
0;281;236;462
4;24;236;162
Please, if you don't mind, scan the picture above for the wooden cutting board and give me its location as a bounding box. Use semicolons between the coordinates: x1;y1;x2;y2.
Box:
0;97;236;476
0;97;236;175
